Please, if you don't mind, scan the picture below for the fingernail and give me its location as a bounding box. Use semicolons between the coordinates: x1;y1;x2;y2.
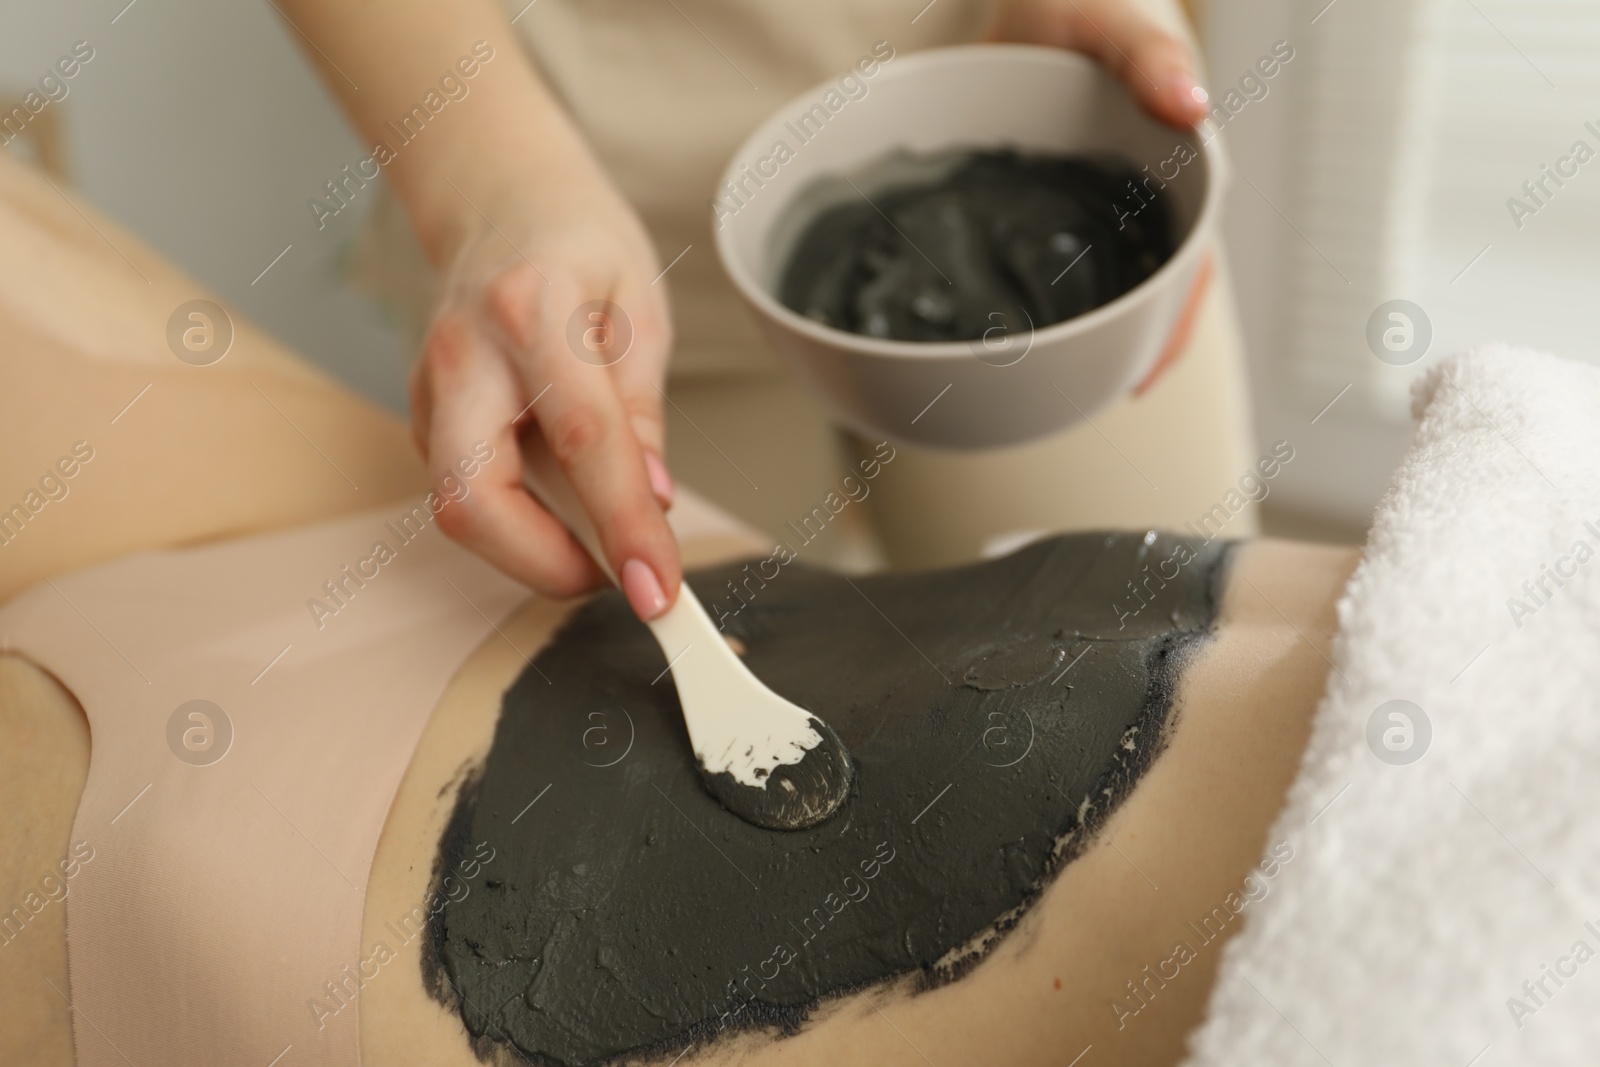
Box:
621;558;669;620
1178;75;1210;121
644;449;675;508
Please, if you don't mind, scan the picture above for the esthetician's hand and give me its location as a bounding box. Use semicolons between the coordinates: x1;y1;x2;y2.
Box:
410;169;682;621
983;0;1210;127
269;0;680;620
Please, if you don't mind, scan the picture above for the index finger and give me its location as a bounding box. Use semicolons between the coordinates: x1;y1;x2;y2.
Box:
493;271;683;621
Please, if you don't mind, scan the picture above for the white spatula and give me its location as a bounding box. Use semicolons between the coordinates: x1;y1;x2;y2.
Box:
522;441;853;831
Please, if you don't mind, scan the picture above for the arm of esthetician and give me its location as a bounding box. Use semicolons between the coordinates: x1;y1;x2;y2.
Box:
272;0;1209;623
274;0;683;623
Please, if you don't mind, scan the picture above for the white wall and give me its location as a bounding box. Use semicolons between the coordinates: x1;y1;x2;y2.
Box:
1;0;412;410
1203;0;1600;528
1202;0;1411;527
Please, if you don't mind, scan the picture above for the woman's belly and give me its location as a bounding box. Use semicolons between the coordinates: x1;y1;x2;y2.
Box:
358;537;1357;1067
0;529;1353;1067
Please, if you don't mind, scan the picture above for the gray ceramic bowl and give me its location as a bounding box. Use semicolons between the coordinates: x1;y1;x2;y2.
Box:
713;43;1225;450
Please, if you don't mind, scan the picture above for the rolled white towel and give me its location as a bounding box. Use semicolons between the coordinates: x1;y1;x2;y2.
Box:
1184;344;1600;1067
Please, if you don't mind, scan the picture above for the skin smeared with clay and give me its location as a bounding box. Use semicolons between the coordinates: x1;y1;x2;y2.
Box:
425;531;1231;1066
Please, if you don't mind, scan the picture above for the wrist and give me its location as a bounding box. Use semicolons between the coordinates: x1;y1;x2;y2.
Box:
416;151;603;267
395;82;611;265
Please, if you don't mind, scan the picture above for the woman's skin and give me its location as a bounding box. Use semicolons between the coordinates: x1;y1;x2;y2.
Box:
270;0;1214;624
1;524;1356;1067
357;535;1354;1067
0;140;1357;1067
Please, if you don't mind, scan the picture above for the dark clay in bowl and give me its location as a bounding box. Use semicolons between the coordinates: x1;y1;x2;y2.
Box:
778;148;1174;344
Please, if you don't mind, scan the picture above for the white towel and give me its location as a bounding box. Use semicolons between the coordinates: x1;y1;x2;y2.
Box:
1183;344;1600;1066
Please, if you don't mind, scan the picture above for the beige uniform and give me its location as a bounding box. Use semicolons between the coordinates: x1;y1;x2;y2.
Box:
367;0;1259;567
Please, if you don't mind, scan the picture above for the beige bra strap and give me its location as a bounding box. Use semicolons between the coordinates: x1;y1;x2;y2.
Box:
0;502;525;1067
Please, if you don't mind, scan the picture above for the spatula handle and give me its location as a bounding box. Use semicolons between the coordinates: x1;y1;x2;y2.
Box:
520;434;615;584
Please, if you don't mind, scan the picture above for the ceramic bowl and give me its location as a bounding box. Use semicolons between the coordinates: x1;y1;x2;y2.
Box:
712;43;1225;449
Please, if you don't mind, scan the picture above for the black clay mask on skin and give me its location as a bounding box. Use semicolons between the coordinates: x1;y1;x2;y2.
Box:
425;532;1231;1066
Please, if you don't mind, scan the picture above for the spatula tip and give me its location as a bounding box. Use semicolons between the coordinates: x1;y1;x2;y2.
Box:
701;717;854;831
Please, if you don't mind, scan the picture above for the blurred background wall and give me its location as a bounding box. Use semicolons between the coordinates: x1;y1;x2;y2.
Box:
4;0;1595;538
0;0;414;411
1202;0;1600;536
